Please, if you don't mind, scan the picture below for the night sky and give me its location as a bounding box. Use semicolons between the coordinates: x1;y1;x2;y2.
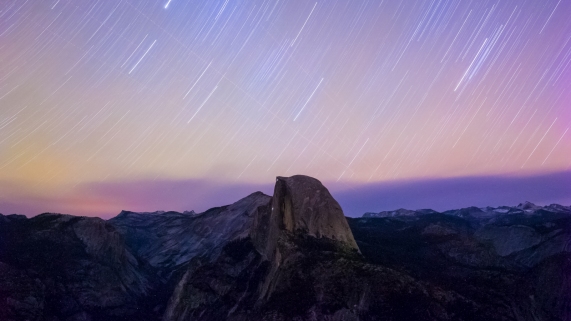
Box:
1;0;570;218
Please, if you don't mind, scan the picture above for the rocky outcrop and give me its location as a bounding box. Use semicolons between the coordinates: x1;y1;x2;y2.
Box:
1;176;570;321
474;225;542;256
164;175;365;320
350;204;571;321
110;192;271;276
251;175;358;261
164;177;486;321
271;175;358;249
0;213;154;320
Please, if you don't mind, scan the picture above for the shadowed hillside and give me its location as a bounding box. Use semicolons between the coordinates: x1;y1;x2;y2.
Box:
1;176;569;320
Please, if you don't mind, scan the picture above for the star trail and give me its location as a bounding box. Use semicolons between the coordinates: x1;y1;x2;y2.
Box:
0;0;570;217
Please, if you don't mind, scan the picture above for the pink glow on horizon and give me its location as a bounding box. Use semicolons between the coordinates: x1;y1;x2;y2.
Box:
0;0;569;215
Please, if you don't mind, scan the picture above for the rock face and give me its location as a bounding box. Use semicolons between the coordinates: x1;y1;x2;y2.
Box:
0;213;154;321
109;192;271;276
1;177;570;321
270;175;358;249
474;224;543;256
251;175;358;261
163;176;489;320
164;175;365;320
350;203;571;321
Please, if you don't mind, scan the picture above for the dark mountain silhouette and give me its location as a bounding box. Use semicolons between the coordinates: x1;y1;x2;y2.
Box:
0;175;569;320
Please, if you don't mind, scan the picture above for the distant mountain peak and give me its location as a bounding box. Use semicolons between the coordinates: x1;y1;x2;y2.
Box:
363;202;571;218
268;175;357;247
251;175;360;262
117;209;198;218
2;177;570;321
516;201;539;210
363;208;416;217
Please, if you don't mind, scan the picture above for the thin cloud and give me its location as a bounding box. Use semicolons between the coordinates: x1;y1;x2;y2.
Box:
1;171;569;219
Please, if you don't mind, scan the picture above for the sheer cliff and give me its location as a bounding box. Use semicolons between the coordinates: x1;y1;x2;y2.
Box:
0;177;569;321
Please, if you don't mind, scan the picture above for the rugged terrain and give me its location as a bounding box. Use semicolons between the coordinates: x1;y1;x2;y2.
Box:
0;175;569;320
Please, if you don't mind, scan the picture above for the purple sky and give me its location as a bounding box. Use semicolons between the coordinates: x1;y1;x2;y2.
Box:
1;1;570;217
331;170;571;216
1;171;568;218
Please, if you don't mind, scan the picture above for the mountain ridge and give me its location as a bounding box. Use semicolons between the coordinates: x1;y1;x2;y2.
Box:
1;176;570;320
362;201;571;218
